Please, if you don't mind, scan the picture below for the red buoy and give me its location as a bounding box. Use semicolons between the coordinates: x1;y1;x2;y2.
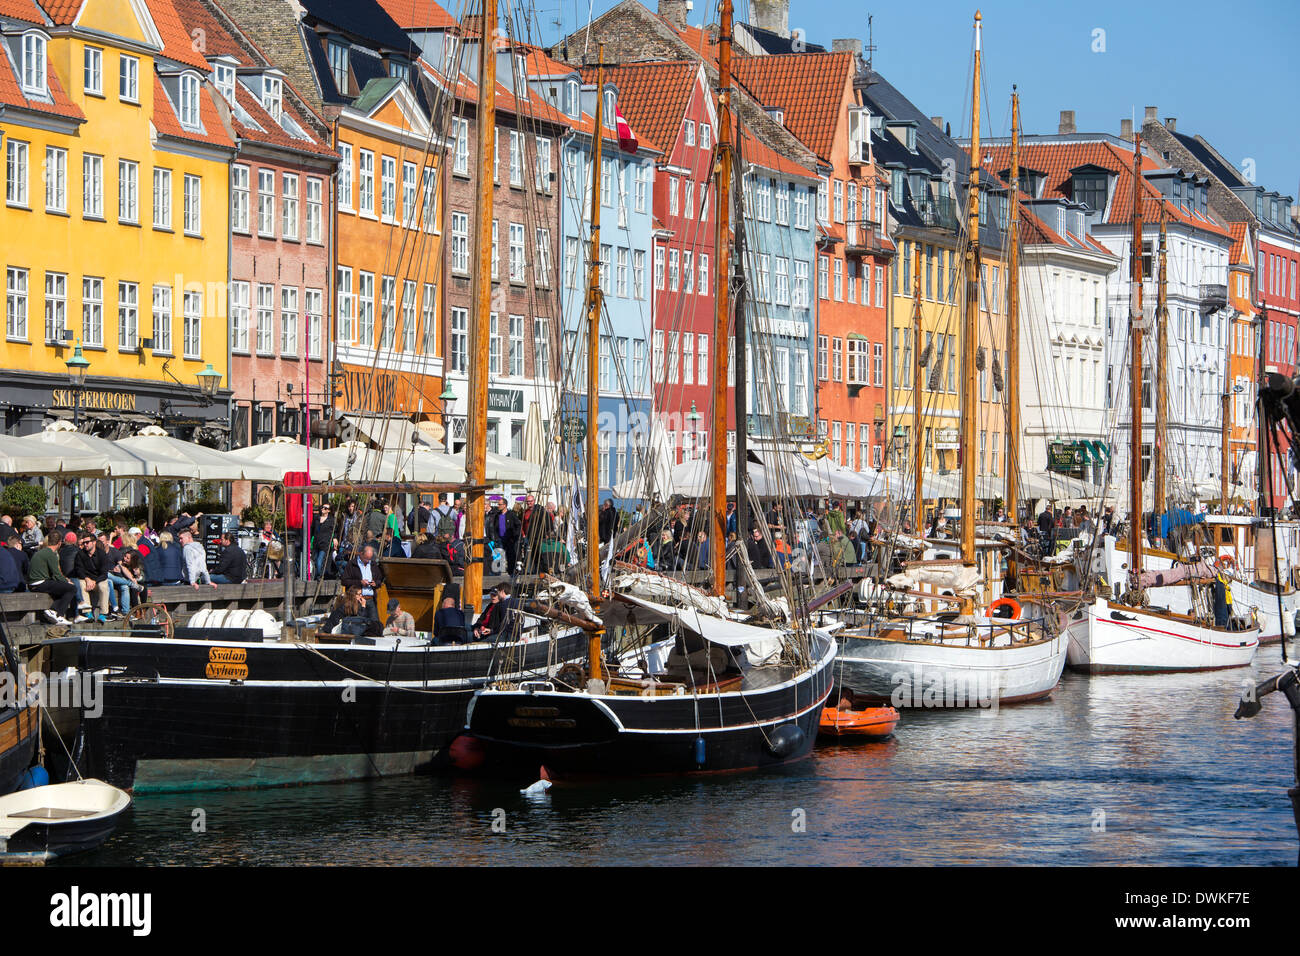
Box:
448;734;486;770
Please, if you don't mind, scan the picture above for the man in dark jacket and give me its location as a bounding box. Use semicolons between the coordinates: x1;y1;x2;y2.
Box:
73;533;111;620
598;500;618;545
1037;504;1056;557
746;527;772;570
407;499;431;534
340;544;384;622
210;533;248;584
0;539;24;592
311;505;335;579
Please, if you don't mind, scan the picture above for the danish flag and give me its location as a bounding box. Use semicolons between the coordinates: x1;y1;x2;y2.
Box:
615;106;638;153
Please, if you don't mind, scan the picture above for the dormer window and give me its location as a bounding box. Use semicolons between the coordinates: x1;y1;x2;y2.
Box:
563;79;578;117
603;89;615;127
262;75;283;123
328;41;349;95
214;63;235;105
1071;171;1107;213
388;59;409;83
21;33;47;95
847;107;870;162
179;73;201;129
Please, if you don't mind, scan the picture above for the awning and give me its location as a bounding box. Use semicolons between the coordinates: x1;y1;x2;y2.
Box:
1089;440;1109;462
1078;442;1097;464
846;332;868;340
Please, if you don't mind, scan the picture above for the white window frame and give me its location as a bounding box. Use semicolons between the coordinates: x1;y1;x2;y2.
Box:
281;173;299;239
117;281;138;351
183;174;201;235
44;271;66;344
6;140;28;207
119;54;139;103
83;46;103;96
6;267;28;341
151;283;172;355
152;166;171;229
182;290;201;359
44;146;66;213
305;177;323;243
230;280;249;353
117;159;138;223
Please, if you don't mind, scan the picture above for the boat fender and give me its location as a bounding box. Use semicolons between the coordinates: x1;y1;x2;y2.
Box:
767;723;805;759
16;765;50;790
694;736;707;766
1284;612;1297;639
988;597;1022;620
447;735;487;771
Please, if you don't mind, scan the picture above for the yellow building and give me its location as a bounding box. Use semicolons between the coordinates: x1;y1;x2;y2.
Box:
1;0;233;504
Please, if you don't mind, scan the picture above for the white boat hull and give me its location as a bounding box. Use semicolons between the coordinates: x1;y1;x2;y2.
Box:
835;628;1068;708
1063;598;1259;673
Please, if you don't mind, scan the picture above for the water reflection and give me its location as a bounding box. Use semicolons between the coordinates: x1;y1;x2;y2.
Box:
75;646;1298;866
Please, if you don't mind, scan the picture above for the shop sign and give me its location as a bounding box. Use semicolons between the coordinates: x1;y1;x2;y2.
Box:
51;389;137;411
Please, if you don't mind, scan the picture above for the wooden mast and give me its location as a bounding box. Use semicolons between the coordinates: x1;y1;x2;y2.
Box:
1153;206;1168;538
585;53;605;599
960;10;982;577
463;1;497;613
711;0;735;595
1128;132;1145;593
912;240;923;529
1005;89;1021;528
1221;389;1231;510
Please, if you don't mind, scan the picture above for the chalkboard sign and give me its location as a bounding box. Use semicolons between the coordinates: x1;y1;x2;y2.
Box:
201;514;239;567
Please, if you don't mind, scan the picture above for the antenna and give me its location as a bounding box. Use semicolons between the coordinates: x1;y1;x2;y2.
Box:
864;13;876;71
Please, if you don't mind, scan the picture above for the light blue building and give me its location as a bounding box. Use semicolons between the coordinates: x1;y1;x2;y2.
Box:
739;137;820;445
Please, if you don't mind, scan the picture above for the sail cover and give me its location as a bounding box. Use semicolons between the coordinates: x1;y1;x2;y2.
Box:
619;593;783;649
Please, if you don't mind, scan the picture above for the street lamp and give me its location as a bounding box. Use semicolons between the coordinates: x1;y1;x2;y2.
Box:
65;342;90;516
440;383;457;453
196;363;222;400
891;423;906;467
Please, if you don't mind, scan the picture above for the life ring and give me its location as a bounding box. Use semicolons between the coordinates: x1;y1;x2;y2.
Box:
1215;554;1236;571
988;596;1022;620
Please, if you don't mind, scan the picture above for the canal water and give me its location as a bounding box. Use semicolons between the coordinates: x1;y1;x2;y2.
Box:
78;644;1298;866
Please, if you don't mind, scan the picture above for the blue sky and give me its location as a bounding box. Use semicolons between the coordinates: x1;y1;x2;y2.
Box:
537;0;1300;202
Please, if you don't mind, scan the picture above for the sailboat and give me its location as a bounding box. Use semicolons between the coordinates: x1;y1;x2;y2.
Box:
452;0;836;776
833;17;1068;708
1062;131;1260;673
32;11;590;793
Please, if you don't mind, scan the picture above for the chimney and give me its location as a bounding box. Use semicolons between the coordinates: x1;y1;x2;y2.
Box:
1058;109;1076;135
1164;117;1177;133
930;115;943;129
1144;105;1158;125
658;0;687;31
832;38;862;55
750;0;789;38
1120;118;1133;142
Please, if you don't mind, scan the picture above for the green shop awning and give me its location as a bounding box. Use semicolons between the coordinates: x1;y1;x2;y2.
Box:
1089;440;1109;462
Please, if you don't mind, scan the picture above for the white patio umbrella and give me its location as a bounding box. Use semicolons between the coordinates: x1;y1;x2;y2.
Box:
225;436;354;480
0;433;109;476
117;426;275;482
28;421;199;478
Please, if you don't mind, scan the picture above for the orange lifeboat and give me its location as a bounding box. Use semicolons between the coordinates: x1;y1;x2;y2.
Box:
818;705;900;739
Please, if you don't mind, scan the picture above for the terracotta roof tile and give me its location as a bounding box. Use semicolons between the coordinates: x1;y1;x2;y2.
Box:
151;73;234;149
1228;221;1250;264
374;0;457;30
740;127;815;180
674;23;719;68
142;0;212;72
0;43;85;120
730;51;855;164
579;61;695;155
232;82;335;156
982;139;1230;238
0;0;44;23
423;61;571;131
40;0;79;25
169;0;258;67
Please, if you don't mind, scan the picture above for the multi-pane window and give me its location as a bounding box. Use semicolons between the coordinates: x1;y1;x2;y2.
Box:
117;281;138;351
794;260;810;308
668;249;679;291
698;334;709;386
146;165;176;236
667;332;679;384
256;283;274;354
794;188;809;229
683;333;694;385
378;155;395;222
834;258;844;301
509;222;527;282
179;73;201;129
488;314;502;374
401;281;416;351
305;178;322;243
20;32;45;94
635;163;648;213
281;286;299;355
183;174;201;234
117;159;138;222
534;136;552;192
653;330;664;382
775;183;789;225
831;337;842;381
5;268;26;340
230;280;249;353
451;212;469;272
399;161;416;225
534;228;551;287
214;63;235;105
357;272;375;345
44;146;66;213
654;247;665;290
509;314;525;376
379;276;396;349
358;149;374;215
509;130;523;186
182;290;200;359
44;272;66;343
564;237;580;289
118;54;138;102
616;247;629;297
599;244;612;294
338;143;353;210
632;338;646;391
668;177;678;216
419;283;437;354
281;174;299;239
774;257;790;305
873;342;884;386
229;165;250;233
818;256;829;299
421;166;436;231
633;250;646;299
817;335;829;380
699;253;708;295
817;176;829;222
533;317;550;378
756;177;771;221
81;277;102;346
84;46;102;95
332;271;355;348
82;153;102;217
756;253;770;302
454;118;469;175
328;40;349;95
151;283;171;354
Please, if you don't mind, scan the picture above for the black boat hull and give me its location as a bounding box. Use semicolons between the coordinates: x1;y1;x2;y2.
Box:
460;635;836;776
43;629;588;792
0;705;39;795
